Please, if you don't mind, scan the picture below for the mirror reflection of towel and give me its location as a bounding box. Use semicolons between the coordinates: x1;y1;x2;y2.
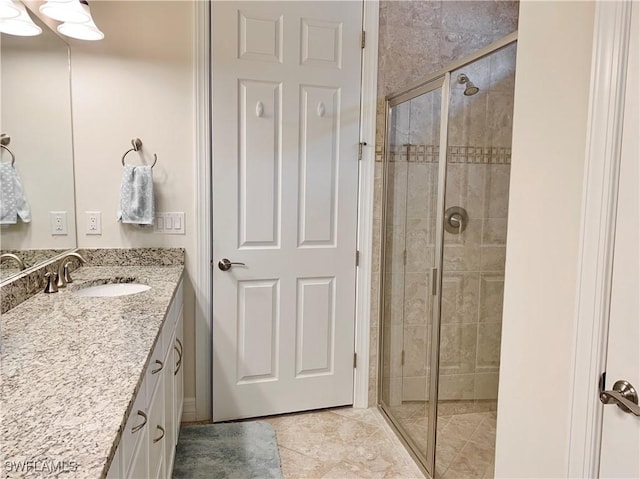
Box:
117;165;155;225
0;163;31;225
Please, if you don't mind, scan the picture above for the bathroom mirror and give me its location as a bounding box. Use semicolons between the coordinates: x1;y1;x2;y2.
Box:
0;12;77;282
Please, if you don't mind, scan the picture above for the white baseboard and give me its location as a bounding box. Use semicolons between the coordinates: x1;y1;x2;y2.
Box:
181;397;197;423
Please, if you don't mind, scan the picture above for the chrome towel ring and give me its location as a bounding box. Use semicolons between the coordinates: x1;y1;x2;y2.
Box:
121;138;157;168
0;144;15;167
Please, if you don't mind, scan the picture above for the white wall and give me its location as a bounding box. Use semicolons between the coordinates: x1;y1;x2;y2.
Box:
495;1;595;476
69;1;198;409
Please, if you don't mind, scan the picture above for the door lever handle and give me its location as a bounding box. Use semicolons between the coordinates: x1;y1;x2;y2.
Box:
218;258;246;271
600;380;640;416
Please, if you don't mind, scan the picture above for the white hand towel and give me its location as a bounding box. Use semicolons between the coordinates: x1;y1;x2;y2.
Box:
0;162;31;225
117;165;155;225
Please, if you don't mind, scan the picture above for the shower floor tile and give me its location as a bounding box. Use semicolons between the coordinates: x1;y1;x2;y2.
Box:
262;407;425;478
385;401;496;479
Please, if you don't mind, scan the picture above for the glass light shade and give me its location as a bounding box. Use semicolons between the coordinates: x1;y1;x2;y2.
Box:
57;17;103;40
0;1;42;36
0;0;20;20
40;0;90;23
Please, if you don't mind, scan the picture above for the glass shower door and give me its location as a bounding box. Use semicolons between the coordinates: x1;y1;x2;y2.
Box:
379;78;444;475
435;43;516;478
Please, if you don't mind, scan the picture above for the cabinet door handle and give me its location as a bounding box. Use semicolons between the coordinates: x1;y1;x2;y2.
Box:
131;410;147;433
174;346;183;375
176;338;183;355
153;425;165;443
151;359;164;375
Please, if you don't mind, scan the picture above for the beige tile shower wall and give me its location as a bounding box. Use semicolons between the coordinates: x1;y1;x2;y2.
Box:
371;1;519;407
438;161;510;402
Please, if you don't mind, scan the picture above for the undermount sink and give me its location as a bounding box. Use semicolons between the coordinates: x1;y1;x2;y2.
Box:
74;282;151;298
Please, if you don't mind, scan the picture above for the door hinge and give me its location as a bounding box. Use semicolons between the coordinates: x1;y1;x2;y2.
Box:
361;31;366;49
353;352;357;368
356;250;360;267
401;350;405;366
358;142;367;161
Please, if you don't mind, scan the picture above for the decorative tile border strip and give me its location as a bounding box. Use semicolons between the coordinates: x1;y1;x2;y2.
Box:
448;145;512;164
374;144;511;164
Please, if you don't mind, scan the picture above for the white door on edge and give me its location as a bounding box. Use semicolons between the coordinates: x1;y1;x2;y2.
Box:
599;4;640;476
212;1;363;421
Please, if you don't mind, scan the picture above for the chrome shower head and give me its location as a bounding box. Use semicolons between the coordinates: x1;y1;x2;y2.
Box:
457;73;480;96
464;83;480;96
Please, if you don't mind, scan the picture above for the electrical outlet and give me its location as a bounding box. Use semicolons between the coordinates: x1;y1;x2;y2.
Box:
50;211;68;235
86;211;102;235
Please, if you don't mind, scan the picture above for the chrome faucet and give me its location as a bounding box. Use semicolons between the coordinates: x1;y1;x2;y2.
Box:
56;252;87;288
0;253;26;271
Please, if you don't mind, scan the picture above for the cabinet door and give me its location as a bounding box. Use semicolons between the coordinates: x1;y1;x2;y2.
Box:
122;384;148;478
127;425;149;479
148;371;166;479
106;443;122;479
174;308;184;445
164;325;177;476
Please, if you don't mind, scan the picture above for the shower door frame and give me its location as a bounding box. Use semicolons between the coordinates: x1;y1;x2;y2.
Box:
377;31;518;477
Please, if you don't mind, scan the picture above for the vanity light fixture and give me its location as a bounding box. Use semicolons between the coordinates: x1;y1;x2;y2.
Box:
0;0;20;20
0;0;41;36
54;0;103;41
39;0;89;24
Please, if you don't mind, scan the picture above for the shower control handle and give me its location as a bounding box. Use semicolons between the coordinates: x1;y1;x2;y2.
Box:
449;213;463;227
444;206;469;234
218;258;246;271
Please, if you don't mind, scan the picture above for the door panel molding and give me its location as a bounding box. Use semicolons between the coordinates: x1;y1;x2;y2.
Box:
568;2;634;476
298;85;340;247
238;80;282;249
295;276;336;377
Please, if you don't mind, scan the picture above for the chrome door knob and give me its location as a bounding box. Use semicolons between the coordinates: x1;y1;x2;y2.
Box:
600;380;640;416
218;258;246;271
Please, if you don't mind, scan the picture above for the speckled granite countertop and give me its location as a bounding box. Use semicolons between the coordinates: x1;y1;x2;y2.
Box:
0;264;184;478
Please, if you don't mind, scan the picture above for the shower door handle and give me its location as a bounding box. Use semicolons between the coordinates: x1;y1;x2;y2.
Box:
218;258;246;271
600;380;640;416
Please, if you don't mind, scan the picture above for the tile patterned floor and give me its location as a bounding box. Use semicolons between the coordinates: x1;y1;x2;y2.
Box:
262;404;496;479
387;401;497;479
262;407;425;478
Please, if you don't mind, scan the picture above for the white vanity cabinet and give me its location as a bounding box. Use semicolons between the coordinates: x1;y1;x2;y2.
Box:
164;302;184;474
174;311;184;444
107;281;184;479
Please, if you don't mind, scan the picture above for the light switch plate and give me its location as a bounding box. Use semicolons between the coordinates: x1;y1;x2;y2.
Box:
86;211;102;235
154;212;185;235
50;211;68;235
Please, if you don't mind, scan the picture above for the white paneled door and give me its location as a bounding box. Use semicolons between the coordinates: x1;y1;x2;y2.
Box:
598;4;639;476
212;1;363;421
